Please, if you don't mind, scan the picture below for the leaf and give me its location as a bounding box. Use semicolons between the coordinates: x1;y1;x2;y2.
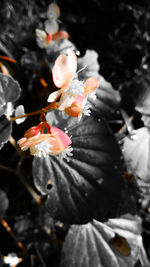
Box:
122;127;150;182
60;216;149;267
0;73;21;116
134;72;150;115
0;40;14;59
88;75;121;118
77;50;121;118
78;49;100;78
0;115;12;149
32;114;126;224
0;188;9;216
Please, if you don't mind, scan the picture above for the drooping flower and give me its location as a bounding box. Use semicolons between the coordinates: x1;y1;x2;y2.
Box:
17;122;72;158
47;49;99;117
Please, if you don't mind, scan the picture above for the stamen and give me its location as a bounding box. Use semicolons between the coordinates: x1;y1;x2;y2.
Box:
34;141;53;157
66;78;85;96
59;146;73;161
76;65;87;76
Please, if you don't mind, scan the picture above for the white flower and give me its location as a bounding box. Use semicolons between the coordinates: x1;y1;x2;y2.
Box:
4;253;22;266
34;141;53;157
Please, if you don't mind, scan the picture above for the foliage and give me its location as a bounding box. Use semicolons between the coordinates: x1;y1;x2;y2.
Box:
0;0;150;267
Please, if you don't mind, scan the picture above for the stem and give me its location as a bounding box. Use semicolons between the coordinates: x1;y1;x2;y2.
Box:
19;173;43;205
10;109;42;122
10;102;58;122
9;135;26;156
0;217;27;254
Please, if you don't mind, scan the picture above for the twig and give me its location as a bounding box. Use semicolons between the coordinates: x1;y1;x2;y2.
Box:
34;243;47;267
17;159;43;206
0;217;27;254
9;135;26;157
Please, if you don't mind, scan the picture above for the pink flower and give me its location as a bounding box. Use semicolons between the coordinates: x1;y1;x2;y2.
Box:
47;49;99;113
17;123;72;158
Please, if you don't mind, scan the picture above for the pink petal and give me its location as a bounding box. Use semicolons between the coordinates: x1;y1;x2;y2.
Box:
64;95;85;118
84;77;99;94
74;95;85;105
53;31;69;42
51;126;72;149
24;124;42;138
52;49;77;88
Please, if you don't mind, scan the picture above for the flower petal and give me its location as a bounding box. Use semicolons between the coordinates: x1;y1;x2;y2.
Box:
64;95;85;118
84;77;99;94
58;91;75;110
52;49;77;88
47;3;60;20
45;19;59;35
53;31;69;42
51;126;72;150
47;88;63;103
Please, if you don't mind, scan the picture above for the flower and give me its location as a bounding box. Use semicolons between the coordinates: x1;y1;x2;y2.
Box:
17;122;72;158
35;3;69;49
35;29;53;49
47;49;99;114
35;29;69;49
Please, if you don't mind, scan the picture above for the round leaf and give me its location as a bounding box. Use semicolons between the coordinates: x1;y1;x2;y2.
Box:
33;114;126;224
60;216;149;267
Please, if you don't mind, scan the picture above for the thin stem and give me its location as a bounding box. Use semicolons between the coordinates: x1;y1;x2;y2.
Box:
10;109;42;122
10;102;58;122
0;217;27;254
18;173;42;205
9;135;26;156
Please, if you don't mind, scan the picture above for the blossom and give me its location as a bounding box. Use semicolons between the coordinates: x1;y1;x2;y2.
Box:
35;3;69;49
35;29;53;49
47;49;99;114
17;122;72;158
35;29;69;49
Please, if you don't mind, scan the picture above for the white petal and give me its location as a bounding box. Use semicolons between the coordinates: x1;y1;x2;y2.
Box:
47;89;63;103
35;29;47;39
44;20;59;35
15;105;26;124
58;92;75;110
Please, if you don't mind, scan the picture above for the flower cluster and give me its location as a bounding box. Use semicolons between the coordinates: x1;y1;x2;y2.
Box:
18;122;72;158
36;3;69;49
17;48;99;157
